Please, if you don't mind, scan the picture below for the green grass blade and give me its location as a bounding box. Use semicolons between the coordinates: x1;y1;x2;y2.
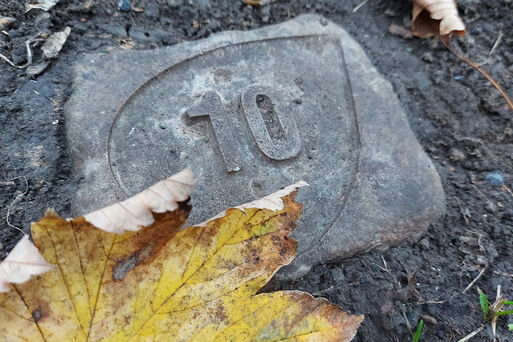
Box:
492;309;513;317
508;324;513;331
503;301;513;306
412;319;424;342
480;293;489;320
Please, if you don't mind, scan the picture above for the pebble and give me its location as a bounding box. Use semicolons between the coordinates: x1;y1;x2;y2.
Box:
421;52;434;63
449;148;465;162
12;44;27;65
421;315;437;326
144;2;160;21
118;0;131;11
418;238;430;250
485;201;497;213
485;172;504;186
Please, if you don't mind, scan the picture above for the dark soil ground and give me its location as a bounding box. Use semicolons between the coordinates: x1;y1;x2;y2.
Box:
1;0;512;340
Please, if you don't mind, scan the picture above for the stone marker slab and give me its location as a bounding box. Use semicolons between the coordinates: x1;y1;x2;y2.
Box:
66;15;445;280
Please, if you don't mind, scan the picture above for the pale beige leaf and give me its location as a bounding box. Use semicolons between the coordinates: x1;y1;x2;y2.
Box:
42;27;71;59
412;0;466;38
25;0;59;12
197;180;309;226
0;235;53;292
84;168;195;233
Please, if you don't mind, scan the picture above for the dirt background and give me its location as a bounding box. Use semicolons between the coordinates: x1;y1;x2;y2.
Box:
1;0;512;340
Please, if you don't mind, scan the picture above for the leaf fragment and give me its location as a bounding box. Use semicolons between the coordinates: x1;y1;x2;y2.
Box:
25;0;59;12
0;171;362;341
197;180;309;226
42;27;71;60
412;0;466;38
0;235;53;293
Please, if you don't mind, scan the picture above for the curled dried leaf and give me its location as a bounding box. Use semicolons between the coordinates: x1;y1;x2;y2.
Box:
42;27;71;59
25;0;59;12
412;0;466;38
84;168;195;233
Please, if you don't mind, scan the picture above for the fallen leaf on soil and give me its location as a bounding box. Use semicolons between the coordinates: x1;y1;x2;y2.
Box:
42;27;71;59
25;0;59;12
412;0;466;38
0;170;363;341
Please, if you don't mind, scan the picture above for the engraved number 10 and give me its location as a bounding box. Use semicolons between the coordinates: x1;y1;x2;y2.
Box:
186;85;301;172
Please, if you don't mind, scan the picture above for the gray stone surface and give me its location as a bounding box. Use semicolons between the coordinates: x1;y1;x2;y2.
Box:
65;15;445;280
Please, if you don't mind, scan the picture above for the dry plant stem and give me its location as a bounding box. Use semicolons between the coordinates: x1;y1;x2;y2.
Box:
4;176;29;236
457;325;484;342
489;31;503;56
463;267;487;294
0;52;16;67
401;307;413;336
441;37;513;111
502;185;513;198
490;285;502;337
353;0;368;13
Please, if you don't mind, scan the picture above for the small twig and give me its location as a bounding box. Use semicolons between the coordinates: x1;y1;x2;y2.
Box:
402;307;413;336
502;184;513;198
463;267;487;294
494;270;513;278
0;181;15;186
490;285;502;337
471;184;488;201
3;176;29;236
0;51;16;67
313;286;335;297
489;30;503;56
457;325;484;342
417;298;447;305
17;40;33;68
441;37;513;111
352;0;368;13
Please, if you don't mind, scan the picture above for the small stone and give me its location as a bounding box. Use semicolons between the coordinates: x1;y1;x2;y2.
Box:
421;52;434;63
144;2;160;20
34;12;51;30
159;124;166;129
422;315;437;326
167;0;181;7
449;148;465;162
485;201;497;213
12;44;27;65
118;0;131;11
485;172;504;186
418;238;430;250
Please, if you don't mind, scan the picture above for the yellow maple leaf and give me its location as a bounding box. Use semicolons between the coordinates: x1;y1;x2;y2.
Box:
0;170;363;341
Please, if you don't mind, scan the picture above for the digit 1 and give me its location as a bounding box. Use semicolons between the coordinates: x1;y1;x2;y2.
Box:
186;91;242;172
